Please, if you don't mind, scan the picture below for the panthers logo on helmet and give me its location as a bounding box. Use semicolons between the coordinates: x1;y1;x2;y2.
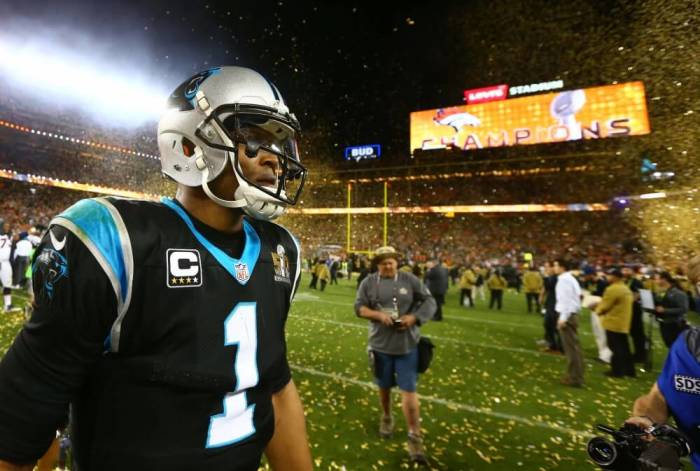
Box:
167;67;222;111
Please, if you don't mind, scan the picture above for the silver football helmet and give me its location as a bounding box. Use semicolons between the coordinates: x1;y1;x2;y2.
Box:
158;66;306;220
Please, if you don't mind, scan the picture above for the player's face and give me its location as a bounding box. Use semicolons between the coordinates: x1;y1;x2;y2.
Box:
207;144;282;201
237;143;281;190
378;258;398;277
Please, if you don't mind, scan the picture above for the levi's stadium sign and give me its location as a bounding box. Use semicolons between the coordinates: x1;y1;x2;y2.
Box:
411;81;650;153
463;81;564;104
463;85;508;104
509;80;564;96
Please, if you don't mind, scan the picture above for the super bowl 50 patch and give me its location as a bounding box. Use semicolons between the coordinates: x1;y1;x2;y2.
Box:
271;244;290;284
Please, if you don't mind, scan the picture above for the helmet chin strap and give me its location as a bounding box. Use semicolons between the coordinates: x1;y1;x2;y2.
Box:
200;166;248;208
195;147;247;208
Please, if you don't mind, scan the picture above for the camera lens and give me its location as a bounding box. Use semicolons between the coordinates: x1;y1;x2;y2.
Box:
587;437;618;467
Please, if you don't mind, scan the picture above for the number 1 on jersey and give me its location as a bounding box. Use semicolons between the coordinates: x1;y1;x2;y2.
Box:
206;302;259;448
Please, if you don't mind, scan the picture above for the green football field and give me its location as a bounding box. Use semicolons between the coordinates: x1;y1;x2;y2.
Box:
0;277;688;470
284;276;680;471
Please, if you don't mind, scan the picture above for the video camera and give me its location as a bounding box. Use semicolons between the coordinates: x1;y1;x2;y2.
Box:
587;423;692;470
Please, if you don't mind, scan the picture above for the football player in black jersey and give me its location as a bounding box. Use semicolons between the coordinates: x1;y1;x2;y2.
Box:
0;66;312;471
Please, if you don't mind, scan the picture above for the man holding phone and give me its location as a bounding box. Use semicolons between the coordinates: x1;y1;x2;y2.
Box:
355;246;436;464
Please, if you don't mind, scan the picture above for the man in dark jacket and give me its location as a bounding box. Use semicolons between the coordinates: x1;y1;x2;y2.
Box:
655;271;689;347
623;265;647;363
541;262;562;352
424;260;449;321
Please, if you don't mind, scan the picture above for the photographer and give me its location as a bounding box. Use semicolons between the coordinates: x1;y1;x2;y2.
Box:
623;258;700;470
355;246;436;464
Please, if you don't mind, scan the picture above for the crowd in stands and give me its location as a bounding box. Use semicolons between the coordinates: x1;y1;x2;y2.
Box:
280;210;642;268
300;172;630;208
0;180;94;231
0;127;175;195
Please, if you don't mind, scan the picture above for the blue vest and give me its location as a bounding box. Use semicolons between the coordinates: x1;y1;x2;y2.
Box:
658;330;700;469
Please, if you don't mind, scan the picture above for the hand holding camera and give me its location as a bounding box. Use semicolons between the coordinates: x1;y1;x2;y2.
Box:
587;422;691;470
396;314;418;331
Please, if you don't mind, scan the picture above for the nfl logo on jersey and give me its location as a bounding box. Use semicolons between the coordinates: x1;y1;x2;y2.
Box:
166;249;203;288
234;262;250;283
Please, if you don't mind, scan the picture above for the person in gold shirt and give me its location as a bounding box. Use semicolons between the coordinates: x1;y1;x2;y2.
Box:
595;267;635;378
522;265;544;313
459;265;477;308
487;269;507;310
316;259;331;291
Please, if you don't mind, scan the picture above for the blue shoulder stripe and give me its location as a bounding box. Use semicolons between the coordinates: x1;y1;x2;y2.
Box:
51;198;134;352
54;199;128;302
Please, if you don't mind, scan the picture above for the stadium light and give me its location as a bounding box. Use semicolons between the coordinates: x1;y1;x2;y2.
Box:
0;168;162;201
0;37;167;126
0;118;159;159
639;192;667;200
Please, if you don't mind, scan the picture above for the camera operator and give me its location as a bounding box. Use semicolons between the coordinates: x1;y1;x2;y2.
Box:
624;258;700;469
355;246;436;464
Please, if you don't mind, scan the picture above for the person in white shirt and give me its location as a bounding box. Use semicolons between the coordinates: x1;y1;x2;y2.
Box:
13;232;33;289
554;258;584;387
0;223;17;312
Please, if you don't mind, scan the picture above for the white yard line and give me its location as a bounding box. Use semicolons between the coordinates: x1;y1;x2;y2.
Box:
290;364;593;438
289;314;574;359
293;295;588;334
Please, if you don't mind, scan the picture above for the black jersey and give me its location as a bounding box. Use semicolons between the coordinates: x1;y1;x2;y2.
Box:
0;197;301;471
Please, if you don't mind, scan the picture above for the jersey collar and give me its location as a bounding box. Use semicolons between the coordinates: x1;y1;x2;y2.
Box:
162;197;260;285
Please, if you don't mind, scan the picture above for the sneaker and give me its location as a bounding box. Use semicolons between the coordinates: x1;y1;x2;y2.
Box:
3;305;21;313
379;415;394;438
407;432;428;464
